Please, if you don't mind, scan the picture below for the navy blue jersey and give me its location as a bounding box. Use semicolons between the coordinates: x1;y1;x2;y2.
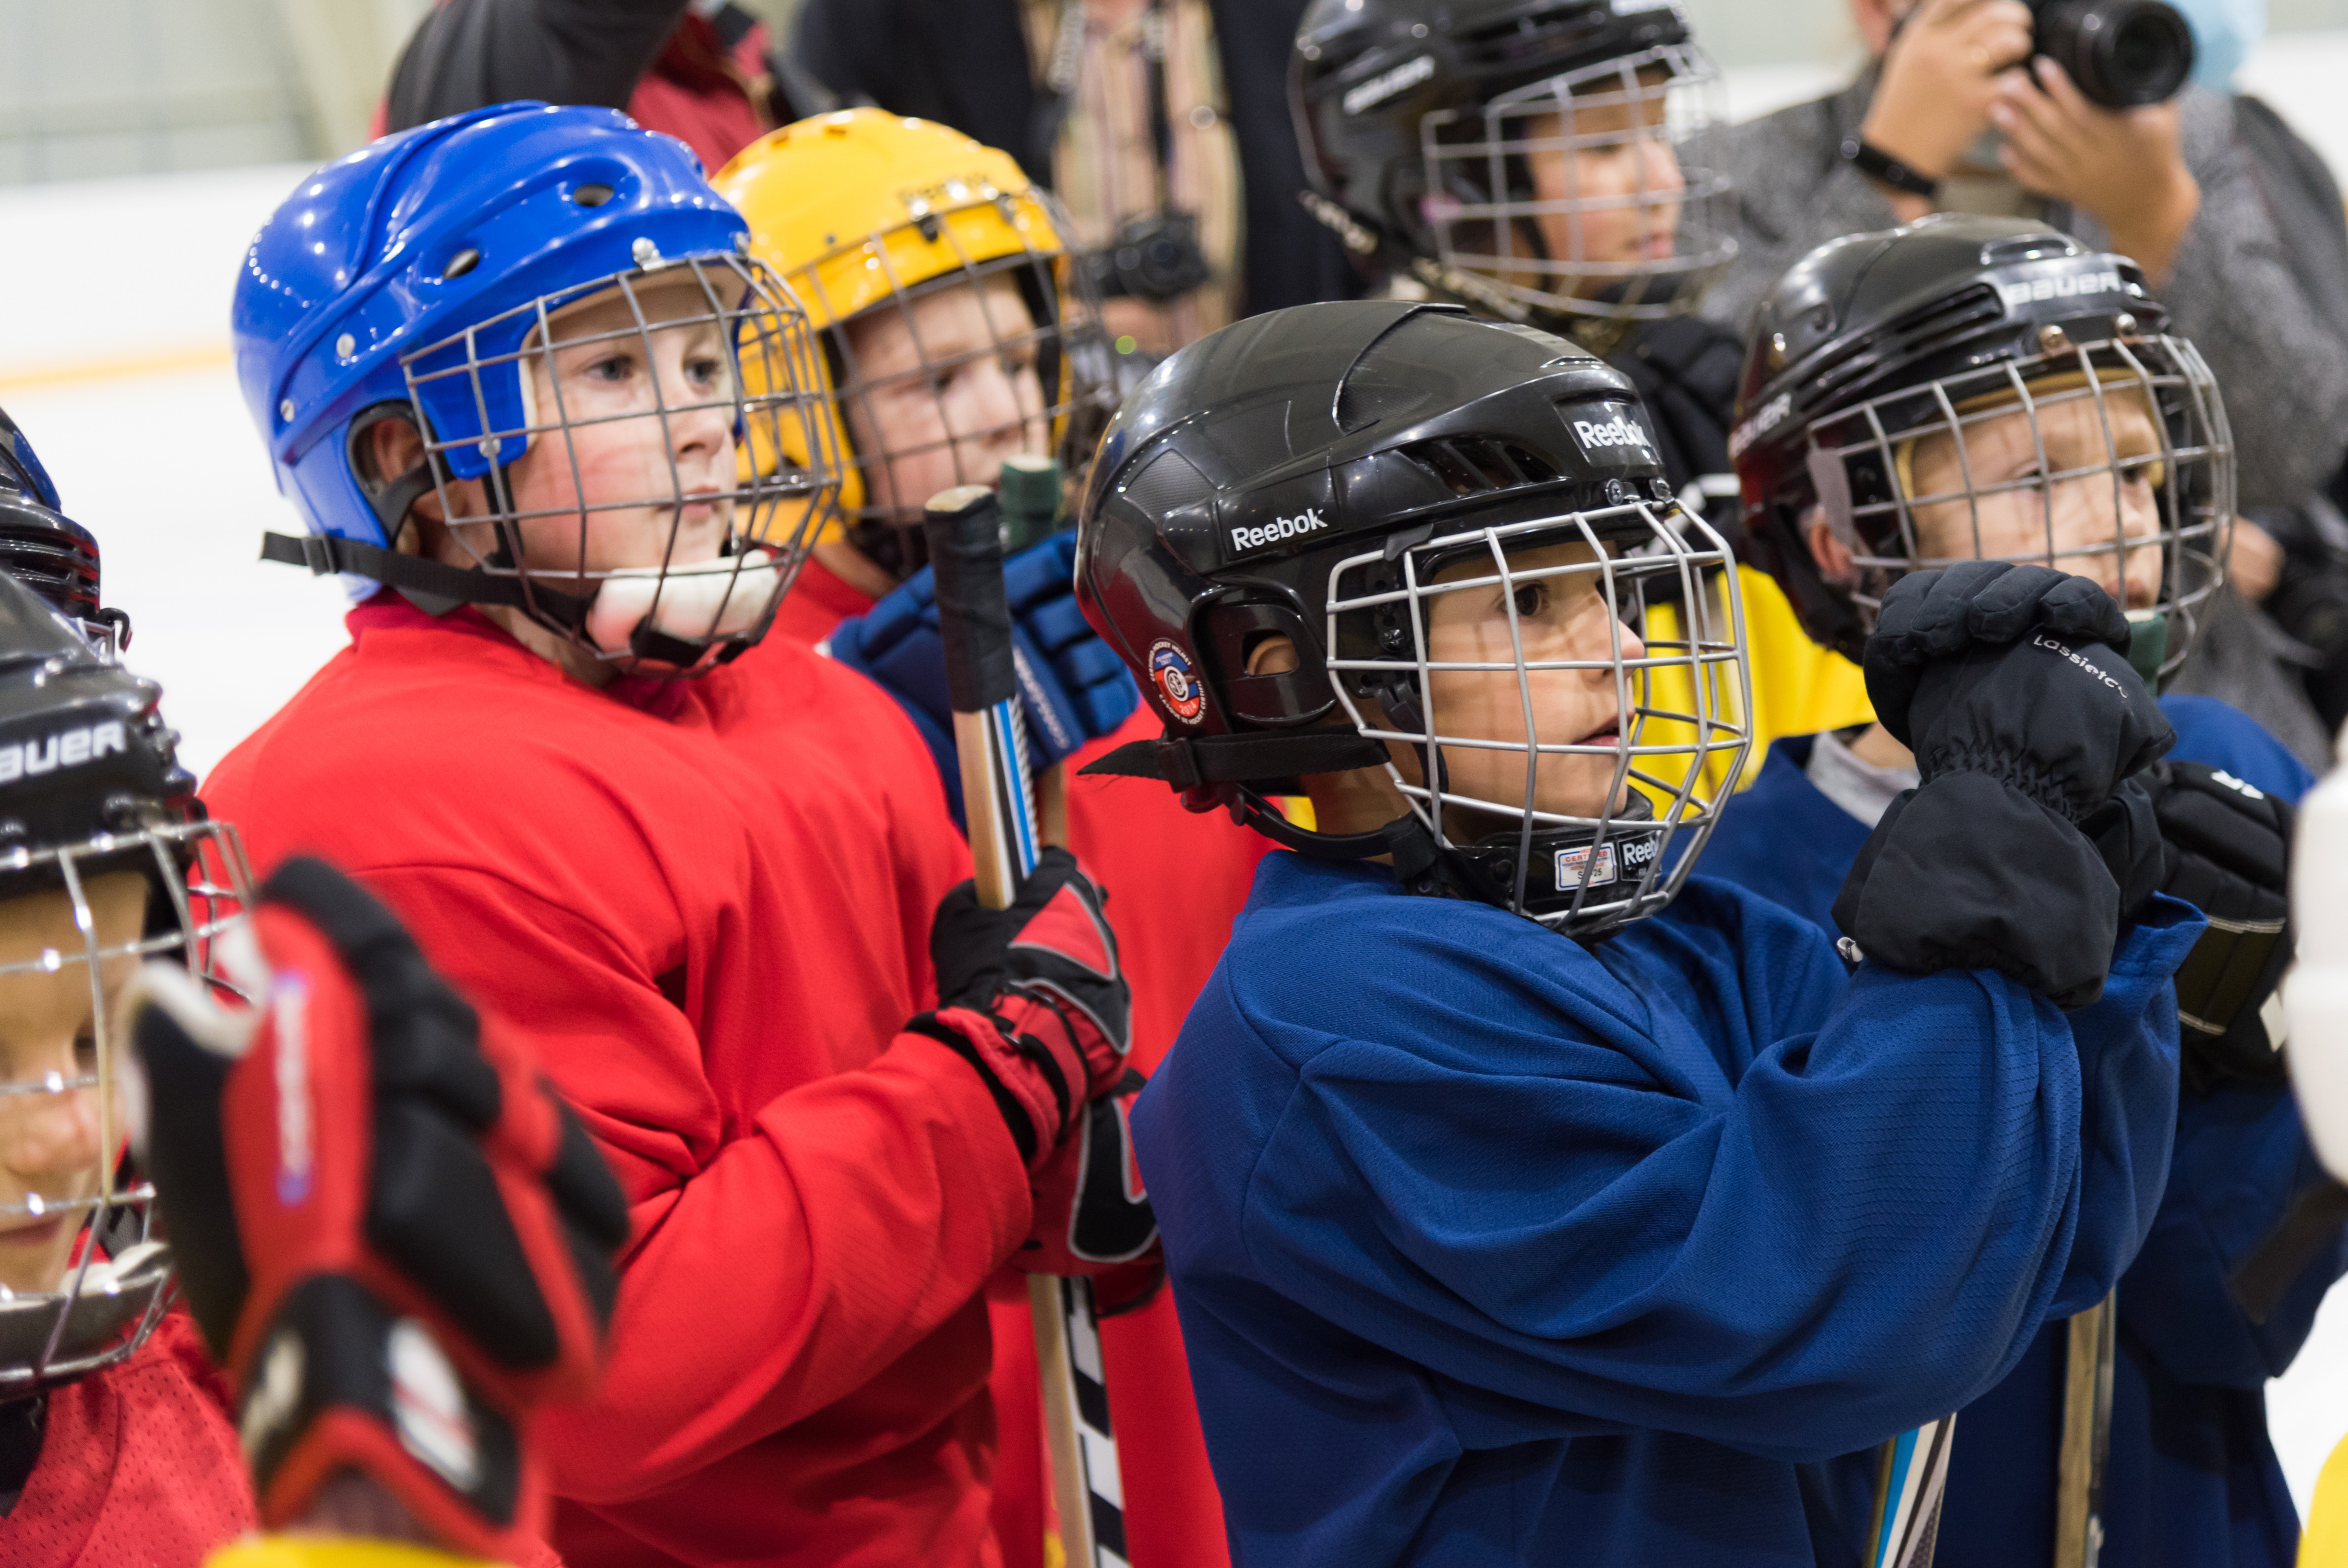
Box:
1134;852;2201;1566
1700;694;2337;1568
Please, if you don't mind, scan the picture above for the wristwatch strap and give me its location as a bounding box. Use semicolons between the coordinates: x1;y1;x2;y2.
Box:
1840;136;1942;200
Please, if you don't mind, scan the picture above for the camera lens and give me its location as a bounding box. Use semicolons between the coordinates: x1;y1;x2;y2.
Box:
2032;0;2196;108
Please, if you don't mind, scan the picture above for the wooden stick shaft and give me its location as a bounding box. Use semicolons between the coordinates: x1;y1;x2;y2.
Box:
2054;1293;2117;1568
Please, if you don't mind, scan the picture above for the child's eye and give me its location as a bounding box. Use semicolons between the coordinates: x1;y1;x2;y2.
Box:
686;355;727;388
73;1032;95;1071
1511;582;1548;619
581;353;635;385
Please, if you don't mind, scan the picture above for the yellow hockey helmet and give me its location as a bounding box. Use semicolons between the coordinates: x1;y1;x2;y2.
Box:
716;110;1114;576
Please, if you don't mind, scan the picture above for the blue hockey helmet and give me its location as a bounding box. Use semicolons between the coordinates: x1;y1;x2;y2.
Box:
233;102;840;675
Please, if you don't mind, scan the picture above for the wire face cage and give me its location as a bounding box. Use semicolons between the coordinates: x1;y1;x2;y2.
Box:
1418;41;1735;326
1325;499;1752;935
785;184;1117;542
0;818;250;1394
400;252;842;675
1811;330;2233;680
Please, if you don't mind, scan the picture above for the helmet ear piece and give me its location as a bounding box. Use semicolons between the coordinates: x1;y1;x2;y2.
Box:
1803;441;1858;556
1205;602;1340;727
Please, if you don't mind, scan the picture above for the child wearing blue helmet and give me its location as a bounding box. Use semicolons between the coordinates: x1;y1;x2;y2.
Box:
205;102;1141;1568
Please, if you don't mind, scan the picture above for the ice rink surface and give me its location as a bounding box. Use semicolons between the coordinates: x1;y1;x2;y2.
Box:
2;62;2344;1516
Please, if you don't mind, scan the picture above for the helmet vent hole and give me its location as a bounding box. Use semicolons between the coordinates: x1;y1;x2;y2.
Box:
442;248;481;280
573;183;615;208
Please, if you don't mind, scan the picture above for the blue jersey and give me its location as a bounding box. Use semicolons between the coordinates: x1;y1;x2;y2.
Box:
1133;852;2201;1566
1700;693;2337;1568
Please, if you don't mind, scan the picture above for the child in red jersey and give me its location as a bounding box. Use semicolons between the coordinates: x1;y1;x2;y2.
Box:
0;410;254;1568
715;110;1259;1568
212;103;1135;1568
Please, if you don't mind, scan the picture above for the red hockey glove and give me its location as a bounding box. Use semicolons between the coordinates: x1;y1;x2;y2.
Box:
124;857;631;1564
1017;1067;1158;1279
913;846;1132;1171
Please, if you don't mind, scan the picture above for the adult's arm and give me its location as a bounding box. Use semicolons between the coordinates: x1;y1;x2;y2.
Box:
384;0;689;131
793;0;1043;178
1702;82;1902;336
356;862;1032;1503
2064;88;2348;510
1237;892;2200;1462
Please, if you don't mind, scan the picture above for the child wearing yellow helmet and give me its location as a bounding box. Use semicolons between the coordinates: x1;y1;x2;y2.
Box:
717;109;1260;1568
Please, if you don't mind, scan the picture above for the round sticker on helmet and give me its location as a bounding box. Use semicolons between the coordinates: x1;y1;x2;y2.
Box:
1149;639;1206;724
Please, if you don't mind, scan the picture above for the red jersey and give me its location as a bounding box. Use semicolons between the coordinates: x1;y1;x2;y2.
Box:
0;1310;253;1567
201;595;1028;1568
781;556;1261;1568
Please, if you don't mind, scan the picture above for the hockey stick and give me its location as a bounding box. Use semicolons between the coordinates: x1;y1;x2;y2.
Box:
1867;1414;1956;1568
2053;1292;2118;1568
923;482;1130;1568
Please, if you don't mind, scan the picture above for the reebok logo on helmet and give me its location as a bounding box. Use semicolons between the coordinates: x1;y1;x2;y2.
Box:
1229;508;1329;555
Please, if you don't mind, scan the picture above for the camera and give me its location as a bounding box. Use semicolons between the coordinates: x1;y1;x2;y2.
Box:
2031;0;2197;109
1081;210;1213;304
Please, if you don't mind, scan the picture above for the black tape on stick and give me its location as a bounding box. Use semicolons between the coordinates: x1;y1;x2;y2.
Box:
924;484;1016;714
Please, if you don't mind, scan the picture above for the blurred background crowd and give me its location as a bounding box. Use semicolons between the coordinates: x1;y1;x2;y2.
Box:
2;0;2346;1510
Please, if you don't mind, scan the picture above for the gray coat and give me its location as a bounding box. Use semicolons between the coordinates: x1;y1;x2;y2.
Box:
1705;76;2348;511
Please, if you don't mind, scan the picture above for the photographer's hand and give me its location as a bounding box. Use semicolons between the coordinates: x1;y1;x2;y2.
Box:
1859;0;2035;214
1991;56;2200;283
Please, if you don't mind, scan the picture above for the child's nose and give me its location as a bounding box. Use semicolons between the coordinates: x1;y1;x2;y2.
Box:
3;1084;100;1189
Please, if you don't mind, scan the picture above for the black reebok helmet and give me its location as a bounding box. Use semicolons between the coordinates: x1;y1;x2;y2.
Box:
0;406;123;656
0;572;249;1395
1731;214;2231;677
1292;0;1731;334
1075;299;1751;936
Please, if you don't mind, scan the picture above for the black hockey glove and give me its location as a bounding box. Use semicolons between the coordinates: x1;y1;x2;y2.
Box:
1866;563;2174;818
1838;567;2176;1009
125;858;628;1562
2145;760;2295;1090
913;847;1133;1171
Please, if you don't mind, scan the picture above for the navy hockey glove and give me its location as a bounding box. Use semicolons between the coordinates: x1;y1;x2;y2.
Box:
2147;759;2295;1089
913;847;1133;1171
826;532;1141;822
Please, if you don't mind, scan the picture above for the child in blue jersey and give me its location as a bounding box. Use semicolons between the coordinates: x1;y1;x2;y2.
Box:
1070;297;2205;1567
1714;213;2345;1568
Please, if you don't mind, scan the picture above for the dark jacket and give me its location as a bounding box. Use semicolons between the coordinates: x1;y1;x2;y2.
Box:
382;0;830;175
792;0;1360;319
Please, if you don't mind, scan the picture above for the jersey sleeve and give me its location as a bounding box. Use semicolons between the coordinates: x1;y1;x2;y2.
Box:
356;863;1032;1504
1232;898;2201;1464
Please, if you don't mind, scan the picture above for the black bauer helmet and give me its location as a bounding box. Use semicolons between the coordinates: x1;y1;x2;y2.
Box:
1292;0;1732;338
1075;300;1752;936
0;406;125;657
1730;213;2232;680
0;572;249;1395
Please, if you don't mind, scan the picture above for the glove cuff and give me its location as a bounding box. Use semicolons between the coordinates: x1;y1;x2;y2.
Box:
906;1008;1073;1169
237;1274;537;1565
1834;772;2122;1009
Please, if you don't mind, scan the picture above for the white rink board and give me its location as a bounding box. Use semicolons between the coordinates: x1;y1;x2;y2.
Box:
4;98;2347;1522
